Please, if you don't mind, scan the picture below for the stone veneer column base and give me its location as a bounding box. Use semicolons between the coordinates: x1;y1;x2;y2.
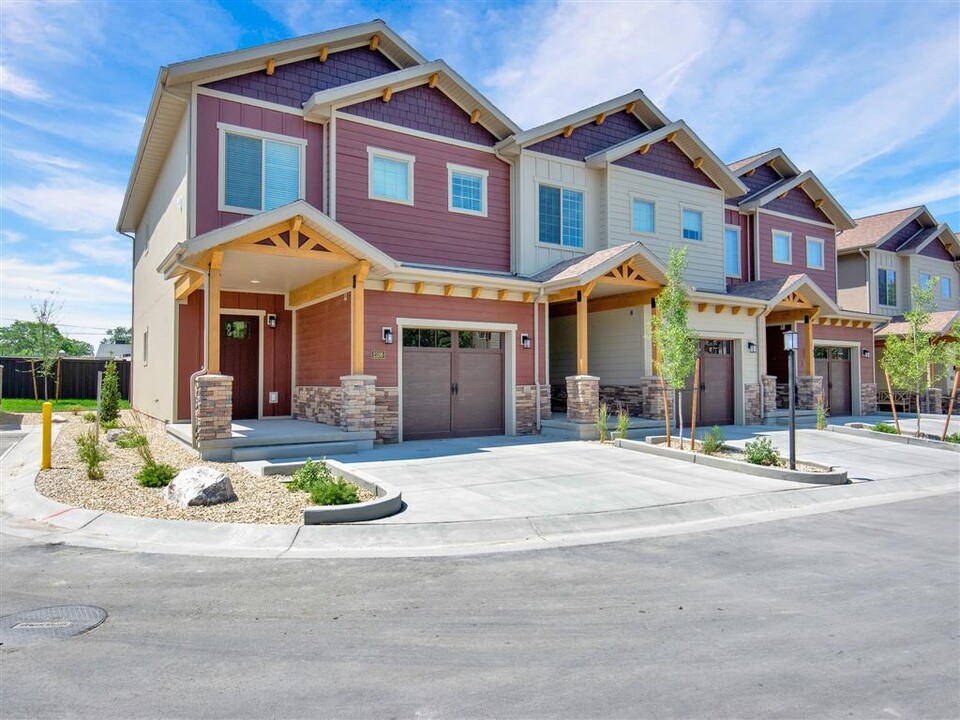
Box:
565;375;599;424
639;376;674;421
293;386;341;426
860;382;877;415
516;385;538;435
374;386;399;444
539;385;552;421
744;383;761;425
762;375;778;417
340;375;376;433
923;388;943;414
193;374;233;446
599;385;645;416
796;376;824;411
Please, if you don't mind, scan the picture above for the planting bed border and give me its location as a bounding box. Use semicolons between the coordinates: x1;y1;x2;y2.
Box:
829;423;960;453
615;437;849;485
301;459;403;524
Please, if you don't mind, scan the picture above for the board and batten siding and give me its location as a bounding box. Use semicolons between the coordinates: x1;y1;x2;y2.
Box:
757;212;837;300
516;152;604;276
195;94;324;236
908;255;960;312
607;165;727;293
334;118;511;272
872;250;904;316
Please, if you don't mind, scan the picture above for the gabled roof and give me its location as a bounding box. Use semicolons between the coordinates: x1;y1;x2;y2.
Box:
303;60;519;140
876;309;960;338
584;120;748;198
896;223;960;258
494;90;670;156
727;148;800;178
119;20;428;234
736;170;856;231
726;274;841;314
531;242;668;288
835;205;938;253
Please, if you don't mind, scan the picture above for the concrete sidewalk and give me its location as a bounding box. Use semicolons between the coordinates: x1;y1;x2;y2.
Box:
2;424;956;559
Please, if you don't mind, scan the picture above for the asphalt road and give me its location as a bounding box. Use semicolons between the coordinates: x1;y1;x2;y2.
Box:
1;493;957;719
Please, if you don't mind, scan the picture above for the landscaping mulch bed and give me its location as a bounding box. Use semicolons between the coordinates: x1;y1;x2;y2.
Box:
650;440;826;473
35;411;372;525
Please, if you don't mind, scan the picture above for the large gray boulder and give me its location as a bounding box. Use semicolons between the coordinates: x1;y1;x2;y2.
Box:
105;428;128;443
163;466;237;507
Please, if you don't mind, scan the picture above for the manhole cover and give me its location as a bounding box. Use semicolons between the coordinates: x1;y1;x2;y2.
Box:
0;606;106;647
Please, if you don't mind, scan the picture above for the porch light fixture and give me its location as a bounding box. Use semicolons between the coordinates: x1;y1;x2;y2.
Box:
783;331;799;352
861;348;871;358
267;314;277;329
747;341;757;353
382;327;394;345
520;333;531;350
250;279;261;284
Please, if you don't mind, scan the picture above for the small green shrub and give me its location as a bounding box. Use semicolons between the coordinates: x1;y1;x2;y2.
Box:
701;425;725;455
816;405;828;431
288;457;335;492
75;429;109;480
100;360;121;423
115;431;147;449
743;436;783;467
287;458;360;505
81;411;96;423
597;402;609;443
615;406;630;441
137;463;177;488
944;432;960;445
100;418;121;430
871;422;898;434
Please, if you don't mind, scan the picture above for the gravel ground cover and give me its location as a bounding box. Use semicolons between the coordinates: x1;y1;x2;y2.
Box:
34;411;372;525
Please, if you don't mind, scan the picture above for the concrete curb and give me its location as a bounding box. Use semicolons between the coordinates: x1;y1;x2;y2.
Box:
829;423;960;452
614;437;849;485
303;459;403;524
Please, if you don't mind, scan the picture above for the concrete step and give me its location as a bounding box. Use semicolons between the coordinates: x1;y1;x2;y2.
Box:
231;439;372;463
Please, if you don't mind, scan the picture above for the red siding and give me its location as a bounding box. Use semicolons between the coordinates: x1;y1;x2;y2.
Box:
764;186;832;224
176;291;292;419
364;291;545;387
295;295;351;386
920;237;955;261
195;94;324;236
758;213;837;300
811;323;875;383
335;118;511;272
725;208;751;285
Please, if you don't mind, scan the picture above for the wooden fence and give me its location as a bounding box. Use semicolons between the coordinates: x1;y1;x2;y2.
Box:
0;356;131;401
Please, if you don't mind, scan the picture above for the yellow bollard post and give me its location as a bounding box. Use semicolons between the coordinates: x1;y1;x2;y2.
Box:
41;401;52;470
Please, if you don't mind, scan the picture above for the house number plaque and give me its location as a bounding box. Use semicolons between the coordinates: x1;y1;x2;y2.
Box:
370;350;386;360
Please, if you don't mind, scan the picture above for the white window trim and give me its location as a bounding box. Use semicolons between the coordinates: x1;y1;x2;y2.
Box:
680;206;704;242
941;276;952;299
367;146;416;206
878;268;897;307
772;230;793;265
629;195;657;237
536;182;585;250
142;328;149;367
446;163;488;217
217;122;307;216
805;236;825;270
724;224;741;278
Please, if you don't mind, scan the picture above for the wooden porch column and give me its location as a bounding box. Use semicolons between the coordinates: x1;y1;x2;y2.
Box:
576;284;593;375
207;250;223;374
652;298;662;370
350;261;370;375
803;316;814;376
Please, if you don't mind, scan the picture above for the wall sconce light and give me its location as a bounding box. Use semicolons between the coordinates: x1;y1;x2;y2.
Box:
520;333;531;350
783;330;799;352
861;348;871;358
382;327;394;345
747;341;757;353
267;314;277;328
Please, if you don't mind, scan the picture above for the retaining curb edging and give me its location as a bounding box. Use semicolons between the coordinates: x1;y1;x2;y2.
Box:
302;459;403;524
829;424;960;452
614;437;849;485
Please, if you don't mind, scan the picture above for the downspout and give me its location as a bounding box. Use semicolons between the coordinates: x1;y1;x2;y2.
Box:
757;310;766;421
493;145;518;275
753;210;761;281
533;288;545;431
180;259;210;448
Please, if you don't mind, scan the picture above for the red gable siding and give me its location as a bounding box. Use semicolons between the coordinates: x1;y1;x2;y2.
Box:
526;111;647;161
878;219;923;252
613;139;717;189
919;237;955;261
739;164;783;195
758;212;837;300
764;186;832;224
335;118;511;272
195;94;324;236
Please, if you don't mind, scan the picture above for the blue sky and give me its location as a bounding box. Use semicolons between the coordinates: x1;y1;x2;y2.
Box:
1;0;958;344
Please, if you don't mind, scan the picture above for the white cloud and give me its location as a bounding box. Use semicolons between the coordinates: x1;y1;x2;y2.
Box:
848;173;960;219
0;65;49;101
1;229;24;245
1;170;124;233
68;235;131;266
8;149;85;170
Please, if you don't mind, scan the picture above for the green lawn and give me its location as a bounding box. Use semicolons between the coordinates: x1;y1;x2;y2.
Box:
0;398;131;414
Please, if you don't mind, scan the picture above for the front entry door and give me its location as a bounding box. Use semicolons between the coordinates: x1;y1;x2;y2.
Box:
220;314;260;420
402;329;505;440
680;340;735;427
815;347;852;415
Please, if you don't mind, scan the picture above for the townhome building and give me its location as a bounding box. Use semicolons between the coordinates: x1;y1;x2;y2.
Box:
119;21;891;456
835;206;960;407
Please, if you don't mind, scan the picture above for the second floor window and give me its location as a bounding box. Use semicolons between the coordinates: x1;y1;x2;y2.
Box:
369;148;415;205
773;231;792;264
448;164;487;216
222;130;303;213
942;277;952;299
539;185;583;248
682;209;702;241
920;273;932;290
724;227;740;278
632;199;655;234
806;237;824;270
878;268;897;307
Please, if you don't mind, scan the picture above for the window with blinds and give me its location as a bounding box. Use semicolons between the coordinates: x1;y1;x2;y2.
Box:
222;130;302;213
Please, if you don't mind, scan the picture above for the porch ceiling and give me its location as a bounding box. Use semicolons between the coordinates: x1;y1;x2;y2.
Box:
220;251;353;294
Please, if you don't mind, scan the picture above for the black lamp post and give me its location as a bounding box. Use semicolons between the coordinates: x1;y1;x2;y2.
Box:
783;329;798;470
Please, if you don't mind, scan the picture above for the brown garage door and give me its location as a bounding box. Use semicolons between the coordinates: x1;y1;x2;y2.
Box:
402;329;504;441
815;347;852;416
680;339;735;427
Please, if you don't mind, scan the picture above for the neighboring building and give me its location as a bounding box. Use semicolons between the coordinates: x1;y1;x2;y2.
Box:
724;149;884;417
836;206;960;403
95;342;132;360
118;21;899;454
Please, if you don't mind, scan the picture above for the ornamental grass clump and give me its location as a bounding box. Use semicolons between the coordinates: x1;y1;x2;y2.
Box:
816;405;828;431
288;458;360;506
75;429;109;480
125;411;177;488
743;436;783;467
700;425;725;456
597;402;609;443
615;405;630;441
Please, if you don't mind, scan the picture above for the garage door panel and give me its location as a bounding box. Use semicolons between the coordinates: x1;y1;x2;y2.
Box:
402;350;452;440
455;352;504;436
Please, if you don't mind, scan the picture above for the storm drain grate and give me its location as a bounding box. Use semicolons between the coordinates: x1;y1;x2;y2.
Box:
0;606;107;647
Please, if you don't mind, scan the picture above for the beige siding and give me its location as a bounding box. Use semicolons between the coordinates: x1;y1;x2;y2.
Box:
837;254;869;312
688;307;760;386
549;307;648;385
873;250;903;317
607;165;727;293
908;255;960;312
132;110;189;421
517;151;603;276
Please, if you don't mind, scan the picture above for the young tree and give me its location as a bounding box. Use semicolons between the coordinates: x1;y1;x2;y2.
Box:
880;280;949;436
939;321;960;440
651;246;698;448
100;360;121;423
30;293;63;401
